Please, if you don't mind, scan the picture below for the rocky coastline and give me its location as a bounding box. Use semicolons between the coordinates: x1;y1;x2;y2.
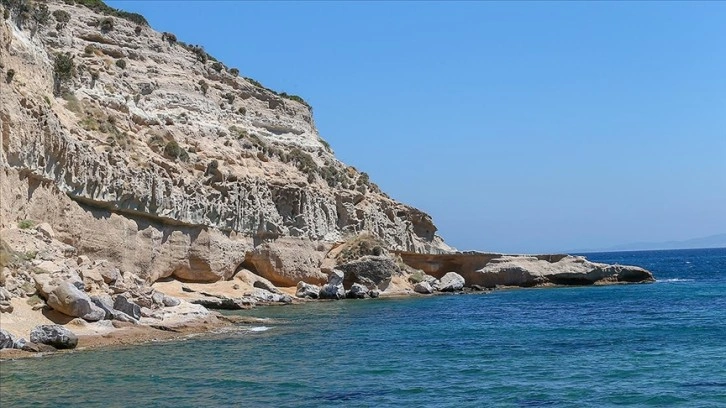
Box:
0;0;654;359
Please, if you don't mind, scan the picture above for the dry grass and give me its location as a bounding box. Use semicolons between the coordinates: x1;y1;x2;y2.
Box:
335;233;387;264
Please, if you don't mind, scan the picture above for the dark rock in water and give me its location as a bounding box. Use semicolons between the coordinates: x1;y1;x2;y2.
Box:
0;329;16;349
436;272;465;292
337;256;400;290
114;295;142;320
47;282;105;321
369;289;380;298
30;325;78;349
346;283;369;299
296;281;320;299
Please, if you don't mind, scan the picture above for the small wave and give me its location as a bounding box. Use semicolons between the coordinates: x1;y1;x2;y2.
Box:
247;326;270;332
657;278;694;283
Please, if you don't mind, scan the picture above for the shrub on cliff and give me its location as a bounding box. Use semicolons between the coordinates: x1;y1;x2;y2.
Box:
53;52;75;96
211;61;223;72
67;0;148;26
98;16;113;32
162;31;176;44
52;9;70;30
229;67;239;77
5;69;14;84
115;58;126;69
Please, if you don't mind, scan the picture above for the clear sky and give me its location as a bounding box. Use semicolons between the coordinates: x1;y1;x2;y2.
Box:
107;1;725;253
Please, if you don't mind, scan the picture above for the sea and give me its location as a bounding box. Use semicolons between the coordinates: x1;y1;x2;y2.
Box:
0;248;724;407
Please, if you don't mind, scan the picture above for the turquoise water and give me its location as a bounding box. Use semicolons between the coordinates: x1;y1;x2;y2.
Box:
1;248;725;407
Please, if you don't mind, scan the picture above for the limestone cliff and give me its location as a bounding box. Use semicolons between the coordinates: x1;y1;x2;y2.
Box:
0;0;450;285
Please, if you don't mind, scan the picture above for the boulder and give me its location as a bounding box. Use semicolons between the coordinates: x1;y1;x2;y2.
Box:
436;272;465;292
34;273;59;298
337;255;401;290
30;325;78;349
47;282;105;321
90;295;116;320
346;283;369;299
0;329;16;349
114;295;142;320
414;281;433;294
319;270;345;300
295;281;320;299
36;223;55;240
369;289;380;298
319;283;345;299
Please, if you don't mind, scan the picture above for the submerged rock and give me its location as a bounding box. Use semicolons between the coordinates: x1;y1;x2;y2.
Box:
30;325;78;349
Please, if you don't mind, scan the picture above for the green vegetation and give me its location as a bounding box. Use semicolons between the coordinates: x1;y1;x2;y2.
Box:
223;92;235;104
289;148;318;177
238;107;246;116
198;80;208;95
162;31;176;44
17;219;34;229
53;52;75;96
163;140;188;161
211;61;223;72
5;68;14;83
98;16;113;32
115;58;126;69
229;67;239;77
63;0;148;26
134;25;141;35
52;9;70;30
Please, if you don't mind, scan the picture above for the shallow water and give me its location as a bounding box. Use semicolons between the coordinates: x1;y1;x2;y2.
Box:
1;248;725;407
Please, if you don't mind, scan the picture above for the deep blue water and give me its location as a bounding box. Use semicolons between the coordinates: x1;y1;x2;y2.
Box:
1;248;725;407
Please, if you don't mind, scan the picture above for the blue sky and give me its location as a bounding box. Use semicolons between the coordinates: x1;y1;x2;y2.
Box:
108;1;726;253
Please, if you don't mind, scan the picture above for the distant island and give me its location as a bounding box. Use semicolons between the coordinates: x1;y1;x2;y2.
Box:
575;233;726;253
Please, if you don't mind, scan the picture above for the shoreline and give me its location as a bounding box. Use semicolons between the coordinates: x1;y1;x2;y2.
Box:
1;280;657;361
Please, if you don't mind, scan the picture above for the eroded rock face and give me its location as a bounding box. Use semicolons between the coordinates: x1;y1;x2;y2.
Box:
0;0;450;286
30;325;78;349
0;329;16;349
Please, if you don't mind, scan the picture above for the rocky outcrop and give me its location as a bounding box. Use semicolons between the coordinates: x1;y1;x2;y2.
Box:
0;0;450;288
398;252;654;288
30;325;78;349
337;256;401;290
